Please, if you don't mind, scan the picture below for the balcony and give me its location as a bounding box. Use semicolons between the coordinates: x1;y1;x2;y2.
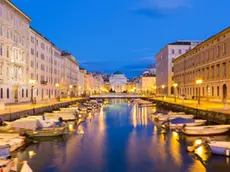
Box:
41;80;48;85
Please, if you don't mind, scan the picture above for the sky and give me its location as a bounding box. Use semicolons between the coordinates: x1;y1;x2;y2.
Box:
13;0;230;78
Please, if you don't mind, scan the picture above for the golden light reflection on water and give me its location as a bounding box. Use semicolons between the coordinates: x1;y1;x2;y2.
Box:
99;107;105;132
132;105;137;128
170;131;182;166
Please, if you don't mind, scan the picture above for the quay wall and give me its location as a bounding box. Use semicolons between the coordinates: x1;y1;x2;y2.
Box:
0;99;87;121
144;98;230;124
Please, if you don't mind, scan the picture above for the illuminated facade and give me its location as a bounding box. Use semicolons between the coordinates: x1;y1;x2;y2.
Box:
174;27;230;102
0;0;31;103
155;40;202;96
140;74;156;94
109;71;127;93
60;51;79;97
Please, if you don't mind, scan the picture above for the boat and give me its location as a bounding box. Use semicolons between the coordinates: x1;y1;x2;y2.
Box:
208;141;230;156
0;134;25;152
0;145;10;159
0;159;15;172
182;125;230;136
59;107;78;113
44;112;76;121
155;114;194;121
24;127;66;137
169;118;206;129
0;145;17;172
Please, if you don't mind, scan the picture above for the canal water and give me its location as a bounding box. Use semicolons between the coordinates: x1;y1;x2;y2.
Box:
14;99;230;172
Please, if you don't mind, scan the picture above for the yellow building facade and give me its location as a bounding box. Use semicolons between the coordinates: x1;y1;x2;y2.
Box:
173;27;230;102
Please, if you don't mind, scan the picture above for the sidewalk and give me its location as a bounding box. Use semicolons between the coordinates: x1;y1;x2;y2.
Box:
150;97;230;115
0;97;84;115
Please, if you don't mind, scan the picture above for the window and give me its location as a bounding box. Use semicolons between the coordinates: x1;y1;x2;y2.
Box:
22;89;24;98
31;48;34;55
172;49;175;54
216;64;220;76
206;67;209;79
0;88;3;98
6;67;9;77
41;53;45;60
217;86;220;96
36;40;38;45
0;6;2;17
22;36;24;46
223;43;227;55
212;87;214;96
178;49;182;54
0;24;2;35
31;60;34;68
41;43;45;49
7;46;9;57
0;44;2;56
0;64;2;75
223;62;227;76
31;36;34;43
211;66;214;78
36;62;38;69
217;46;220;57
36;51;38;57
41;64;45;71
7;29;10;39
6;88;9;99
26;89;28;97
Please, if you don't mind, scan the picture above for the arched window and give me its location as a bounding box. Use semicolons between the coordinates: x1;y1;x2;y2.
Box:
217;86;220;96
22;89;24;98
0;88;2;98
7;88;9;99
212;86;214;96
203;87;205;96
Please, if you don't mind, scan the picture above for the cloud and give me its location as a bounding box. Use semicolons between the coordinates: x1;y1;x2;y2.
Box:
132;0;192;17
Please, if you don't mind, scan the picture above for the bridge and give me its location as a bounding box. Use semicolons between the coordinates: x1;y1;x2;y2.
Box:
90;94;145;99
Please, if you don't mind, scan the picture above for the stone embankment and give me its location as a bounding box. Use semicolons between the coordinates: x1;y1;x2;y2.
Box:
145;98;230;124
0;98;87;121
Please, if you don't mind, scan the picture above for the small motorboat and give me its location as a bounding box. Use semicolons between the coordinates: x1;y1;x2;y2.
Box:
44;112;76;121
208;141;230;156
169;118;206;129
25;127;66;137
182;125;230;136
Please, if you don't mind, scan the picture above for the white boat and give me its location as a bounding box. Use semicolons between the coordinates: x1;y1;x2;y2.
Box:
182;125;230;136
208;141;230;156
155;114;194;121
0;134;25;152
169;120;207;129
59;107;78;113
44;112;76;121
0;145;10;158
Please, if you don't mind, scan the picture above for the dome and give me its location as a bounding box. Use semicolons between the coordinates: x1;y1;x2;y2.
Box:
113;71;124;75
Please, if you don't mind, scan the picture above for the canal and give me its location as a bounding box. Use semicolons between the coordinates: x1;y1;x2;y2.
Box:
14;99;230;172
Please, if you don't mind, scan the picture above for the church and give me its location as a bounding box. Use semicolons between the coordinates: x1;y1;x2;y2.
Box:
109;71;128;93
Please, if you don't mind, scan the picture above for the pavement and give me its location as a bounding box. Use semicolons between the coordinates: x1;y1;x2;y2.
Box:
149;97;230;115
0;97;84;115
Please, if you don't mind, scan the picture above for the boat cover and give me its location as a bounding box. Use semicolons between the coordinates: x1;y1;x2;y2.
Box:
170;118;195;124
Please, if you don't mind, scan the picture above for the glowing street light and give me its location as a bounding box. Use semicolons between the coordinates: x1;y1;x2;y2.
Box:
55;83;61;101
161;85;165;100
196;79;203;106
173;83;178;103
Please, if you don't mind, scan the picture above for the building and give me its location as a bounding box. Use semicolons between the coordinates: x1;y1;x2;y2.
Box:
140;74;156;94
93;73;104;94
29;27;62;102
173;27;230;102
60;51;79;97
78;68;86;96
155;40;202;96
0;0;31;103
109;71;127;93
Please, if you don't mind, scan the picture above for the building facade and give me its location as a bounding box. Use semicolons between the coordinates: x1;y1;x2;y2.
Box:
173;27;230;102
140;74;156;94
109;71;127;93
29;27;62;102
60;51;79;97
155;40;202;96
0;0;31;103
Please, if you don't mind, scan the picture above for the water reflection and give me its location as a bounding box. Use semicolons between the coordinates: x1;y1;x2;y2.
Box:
14;99;230;172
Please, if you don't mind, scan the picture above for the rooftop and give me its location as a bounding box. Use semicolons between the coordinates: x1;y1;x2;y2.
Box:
113;71;124;75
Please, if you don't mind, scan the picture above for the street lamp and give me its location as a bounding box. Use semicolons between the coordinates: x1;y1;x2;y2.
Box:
55;83;60;101
173;83;178;103
196;79;203;106
69;85;73;98
29;79;36;104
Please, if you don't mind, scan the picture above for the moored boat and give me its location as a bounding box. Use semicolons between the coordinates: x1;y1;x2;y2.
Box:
182;125;230;136
24;127;66;137
155;114;194;121
169;119;206;129
208;141;230;156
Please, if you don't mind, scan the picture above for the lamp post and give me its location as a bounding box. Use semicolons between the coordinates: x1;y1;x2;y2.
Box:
162;85;165;100
69;85;73;98
29;79;36;104
173;83;178;103
196;79;203;106
55;83;60;102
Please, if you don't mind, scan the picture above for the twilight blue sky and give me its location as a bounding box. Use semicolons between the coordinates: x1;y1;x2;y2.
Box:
13;0;230;78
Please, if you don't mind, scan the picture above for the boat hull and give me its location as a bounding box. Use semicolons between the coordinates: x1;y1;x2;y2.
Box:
169;120;206;129
25;127;66;138
209;145;230;156
182;126;229;136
